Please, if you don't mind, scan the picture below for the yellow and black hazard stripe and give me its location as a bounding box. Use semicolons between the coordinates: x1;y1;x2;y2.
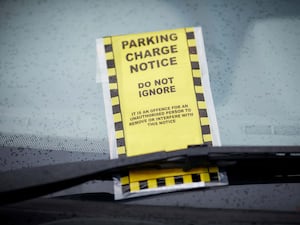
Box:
104;37;126;157
120;166;220;193
185;27;212;146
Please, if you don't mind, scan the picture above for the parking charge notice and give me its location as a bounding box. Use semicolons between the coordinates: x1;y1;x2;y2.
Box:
111;28;203;156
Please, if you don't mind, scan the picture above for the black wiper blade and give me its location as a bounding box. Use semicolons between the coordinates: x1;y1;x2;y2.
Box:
0;146;299;205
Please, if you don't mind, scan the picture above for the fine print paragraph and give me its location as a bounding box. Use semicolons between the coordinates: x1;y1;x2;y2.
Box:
129;104;194;127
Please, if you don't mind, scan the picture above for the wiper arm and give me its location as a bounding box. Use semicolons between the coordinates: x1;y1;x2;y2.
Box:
0;146;299;205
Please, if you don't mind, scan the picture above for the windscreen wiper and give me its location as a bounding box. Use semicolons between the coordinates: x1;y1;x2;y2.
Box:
0;146;299;205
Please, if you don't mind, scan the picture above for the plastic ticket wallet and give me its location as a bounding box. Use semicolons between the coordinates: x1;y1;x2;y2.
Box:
96;27;228;199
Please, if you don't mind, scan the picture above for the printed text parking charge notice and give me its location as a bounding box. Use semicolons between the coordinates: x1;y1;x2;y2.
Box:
121;33;179;73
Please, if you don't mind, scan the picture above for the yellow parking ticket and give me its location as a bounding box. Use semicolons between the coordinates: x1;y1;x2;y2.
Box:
96;27;223;199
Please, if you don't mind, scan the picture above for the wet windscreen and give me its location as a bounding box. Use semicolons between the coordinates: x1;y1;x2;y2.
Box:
1;0;299;154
